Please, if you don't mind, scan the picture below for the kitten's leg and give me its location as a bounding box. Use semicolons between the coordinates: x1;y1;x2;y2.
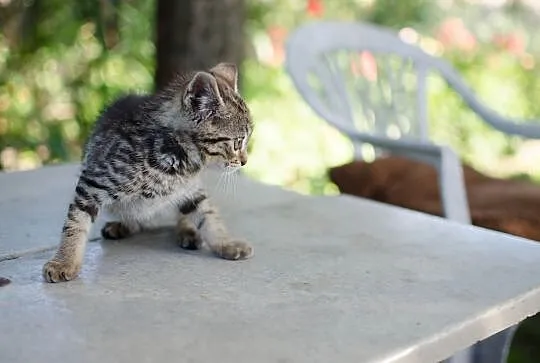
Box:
42;181;100;282
176;191;253;260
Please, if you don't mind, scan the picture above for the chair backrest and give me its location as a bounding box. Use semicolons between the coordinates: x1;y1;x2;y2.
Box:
285;21;540;154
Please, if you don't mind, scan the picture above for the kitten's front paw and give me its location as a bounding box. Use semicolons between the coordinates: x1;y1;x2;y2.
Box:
101;221;131;240
217;240;254;260
177;227;203;250
42;260;81;283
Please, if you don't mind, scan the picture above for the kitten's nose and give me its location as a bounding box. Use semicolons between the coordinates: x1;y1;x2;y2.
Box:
239;153;247;166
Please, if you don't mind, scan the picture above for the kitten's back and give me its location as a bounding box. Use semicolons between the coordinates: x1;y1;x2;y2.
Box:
101;94;151;121
83;94;152;160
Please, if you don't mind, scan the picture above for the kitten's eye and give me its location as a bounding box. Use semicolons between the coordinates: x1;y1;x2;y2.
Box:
233;138;243;151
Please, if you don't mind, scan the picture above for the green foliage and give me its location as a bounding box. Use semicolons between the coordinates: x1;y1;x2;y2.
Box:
241;59;352;194
367;0;438;29
1;0;540;191
0;0;154;168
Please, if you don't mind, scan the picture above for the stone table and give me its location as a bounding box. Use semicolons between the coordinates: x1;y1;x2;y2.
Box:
1;164;540;363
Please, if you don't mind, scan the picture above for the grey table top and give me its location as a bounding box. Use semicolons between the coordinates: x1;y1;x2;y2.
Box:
1;164;540;363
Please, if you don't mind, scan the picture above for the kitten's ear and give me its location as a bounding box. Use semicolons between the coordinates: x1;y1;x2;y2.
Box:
210;63;238;92
183;71;223;116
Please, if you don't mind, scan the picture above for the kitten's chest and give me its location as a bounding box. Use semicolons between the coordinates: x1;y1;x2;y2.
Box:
131;183;192;211
135;168;188;197
108;173;199;220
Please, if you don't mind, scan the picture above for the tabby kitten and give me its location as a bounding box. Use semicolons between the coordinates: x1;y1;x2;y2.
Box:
43;63;254;283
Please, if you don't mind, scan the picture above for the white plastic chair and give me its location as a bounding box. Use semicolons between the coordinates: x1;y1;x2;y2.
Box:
285;21;540;226
285;20;540;363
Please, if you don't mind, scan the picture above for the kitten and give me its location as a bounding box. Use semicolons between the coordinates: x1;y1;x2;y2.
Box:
43;63;254;283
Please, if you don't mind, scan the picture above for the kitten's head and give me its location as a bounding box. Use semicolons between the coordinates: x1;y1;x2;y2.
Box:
182;63;253;169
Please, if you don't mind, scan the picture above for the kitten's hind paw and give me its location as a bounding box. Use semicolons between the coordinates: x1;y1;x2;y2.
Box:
177;227;203;250
176;217;203;250
101;221;131;240
216;240;254;261
43;260;81;283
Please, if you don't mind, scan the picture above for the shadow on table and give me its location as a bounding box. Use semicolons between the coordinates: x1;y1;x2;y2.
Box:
94;226;219;261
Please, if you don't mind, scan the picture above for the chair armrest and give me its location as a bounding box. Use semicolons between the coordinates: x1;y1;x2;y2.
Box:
346;132;472;224
437;62;540;139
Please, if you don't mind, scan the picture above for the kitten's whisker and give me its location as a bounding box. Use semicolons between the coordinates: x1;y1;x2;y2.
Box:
222;172;230;197
215;170;226;195
228;171;234;197
224;171;231;197
221;170;229;194
231;169;239;200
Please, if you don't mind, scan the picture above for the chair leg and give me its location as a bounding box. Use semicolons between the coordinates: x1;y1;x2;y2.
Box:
442;325;519;363
472;325;519;363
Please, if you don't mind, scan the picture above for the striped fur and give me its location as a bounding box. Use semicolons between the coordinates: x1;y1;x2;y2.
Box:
43;63;254;283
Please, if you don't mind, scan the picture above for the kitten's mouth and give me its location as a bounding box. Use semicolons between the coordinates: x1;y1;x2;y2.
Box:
225;162;242;171
226;160;246;168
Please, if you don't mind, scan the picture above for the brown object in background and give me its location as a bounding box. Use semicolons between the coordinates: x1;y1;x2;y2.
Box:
329;156;540;242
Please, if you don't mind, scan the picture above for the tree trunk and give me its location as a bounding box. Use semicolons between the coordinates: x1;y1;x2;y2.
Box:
154;0;245;91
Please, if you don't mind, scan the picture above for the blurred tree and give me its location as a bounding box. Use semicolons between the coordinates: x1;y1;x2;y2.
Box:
154;0;246;90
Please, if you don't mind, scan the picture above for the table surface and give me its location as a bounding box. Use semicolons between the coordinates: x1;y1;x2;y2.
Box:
2;164;540;363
